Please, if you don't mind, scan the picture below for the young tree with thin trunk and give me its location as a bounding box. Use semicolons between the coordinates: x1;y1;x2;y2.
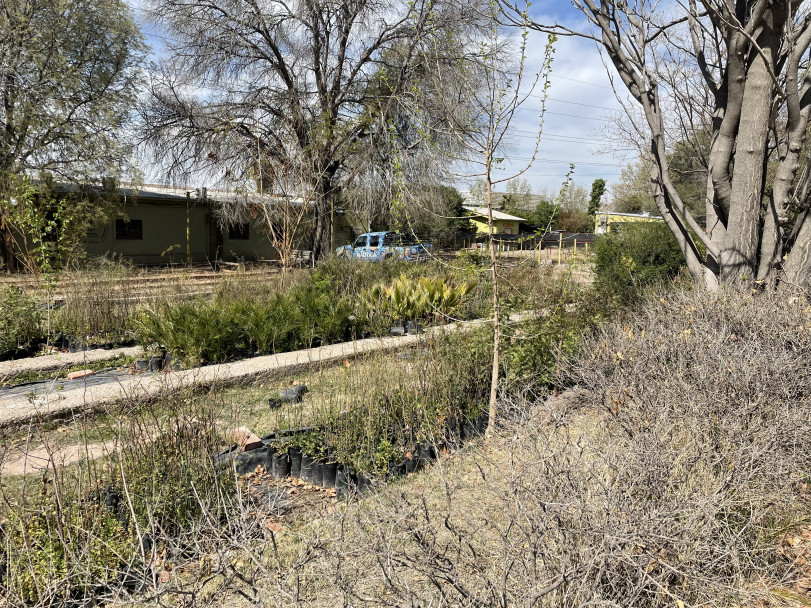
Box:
409;2;554;434
509;0;811;289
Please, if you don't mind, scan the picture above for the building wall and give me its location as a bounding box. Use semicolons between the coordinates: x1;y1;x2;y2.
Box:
220;218;279;261
83;201;362;265
595;213;664;234
470;217;520;234
84;203;211;265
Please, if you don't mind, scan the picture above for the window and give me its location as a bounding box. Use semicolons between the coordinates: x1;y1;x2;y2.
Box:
228;223;250;240
353;235;367;248
383;232;418;246
368;234;380;248
115;219;142;240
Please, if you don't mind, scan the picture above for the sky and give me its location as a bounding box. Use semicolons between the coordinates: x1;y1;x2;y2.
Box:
129;0;634;204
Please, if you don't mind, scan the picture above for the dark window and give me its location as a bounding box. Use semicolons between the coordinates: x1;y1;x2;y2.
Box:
115;219;142;240
383;232;418;246
368;234;381;248
353;235;367;248
228;223;250;240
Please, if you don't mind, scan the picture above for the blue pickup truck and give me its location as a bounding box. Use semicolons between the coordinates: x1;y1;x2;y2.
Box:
336;231;433;262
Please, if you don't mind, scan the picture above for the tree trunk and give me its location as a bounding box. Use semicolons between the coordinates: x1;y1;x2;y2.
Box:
486;170;500;437
721;9;783;282
784;213;811;287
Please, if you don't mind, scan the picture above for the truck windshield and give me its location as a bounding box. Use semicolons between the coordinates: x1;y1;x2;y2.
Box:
353;236;366;248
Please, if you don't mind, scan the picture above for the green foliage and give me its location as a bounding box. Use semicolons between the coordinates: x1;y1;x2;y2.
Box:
361;275;476;322
588;178;606;215
118;411;232;535
0;0;145;268
0;286;43;357
530;198;559;231
3;502;134;604
593;222;686;303
135;274;358;366
555;208;594;233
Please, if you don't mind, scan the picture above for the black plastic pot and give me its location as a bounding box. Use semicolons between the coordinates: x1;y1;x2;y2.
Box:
148;356;164;372
356;472;373;492
321;462;338;488
418;443;437;463
272;452;291;479
335;468;350;497
311;461;324;487
446;416;462;447
476;411;489;434
389;461;407;479
278;385;308;403
234;446;270;475
404;454;419;474
289;448;302;479
300;454;315;483
165;353;182;371
134;359;149;372
407;320;423;335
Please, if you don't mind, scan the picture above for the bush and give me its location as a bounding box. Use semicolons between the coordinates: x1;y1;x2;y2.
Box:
312;287;811;607
593;222;685;303
135;275;359;366
0;286;43;357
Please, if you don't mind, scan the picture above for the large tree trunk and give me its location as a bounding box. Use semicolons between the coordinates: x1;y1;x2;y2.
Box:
720;11;783;282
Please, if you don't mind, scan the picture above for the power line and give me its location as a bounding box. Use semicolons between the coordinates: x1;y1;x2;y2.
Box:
549;74;613;89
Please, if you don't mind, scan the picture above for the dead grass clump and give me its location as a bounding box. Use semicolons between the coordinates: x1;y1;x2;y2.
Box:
292;286;811;606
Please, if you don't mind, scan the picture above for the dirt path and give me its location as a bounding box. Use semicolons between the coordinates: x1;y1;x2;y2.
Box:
0;345;143;379
1;440;114;476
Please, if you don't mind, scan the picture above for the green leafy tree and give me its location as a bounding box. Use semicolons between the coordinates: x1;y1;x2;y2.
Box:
0;0;145;272
588;178;606;215
611;160;658;215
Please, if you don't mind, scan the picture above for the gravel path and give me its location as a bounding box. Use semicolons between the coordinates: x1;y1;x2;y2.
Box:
0;346;143;379
0;322;481;428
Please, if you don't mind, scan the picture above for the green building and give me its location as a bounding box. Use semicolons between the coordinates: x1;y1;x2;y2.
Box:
82;184;355;265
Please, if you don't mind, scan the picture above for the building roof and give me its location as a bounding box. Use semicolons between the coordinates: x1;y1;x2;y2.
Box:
598;211;663;219
463;206;527;222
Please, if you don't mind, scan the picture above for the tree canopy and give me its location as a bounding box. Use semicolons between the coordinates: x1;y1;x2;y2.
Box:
0;0;145;270
141;0;477;261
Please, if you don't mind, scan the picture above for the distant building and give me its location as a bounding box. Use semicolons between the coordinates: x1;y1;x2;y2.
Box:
595;211;664;235
463;206;526;235
82;184;356;265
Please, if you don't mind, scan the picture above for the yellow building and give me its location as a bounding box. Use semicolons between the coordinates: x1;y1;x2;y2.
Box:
463;206;526;235
595;211;664;234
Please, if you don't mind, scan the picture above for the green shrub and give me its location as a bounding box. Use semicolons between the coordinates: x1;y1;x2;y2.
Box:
593;222;685;303
135;275;359;366
0;286;43;356
2;502;135;604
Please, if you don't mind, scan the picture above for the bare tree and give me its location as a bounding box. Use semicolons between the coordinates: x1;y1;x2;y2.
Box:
510;0;811;288
139;0;483;261
405;2;555;434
